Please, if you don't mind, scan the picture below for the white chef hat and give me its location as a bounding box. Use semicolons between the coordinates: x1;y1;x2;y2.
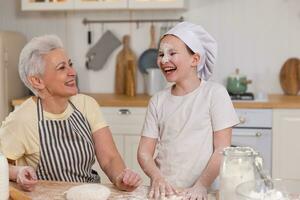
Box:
163;22;217;80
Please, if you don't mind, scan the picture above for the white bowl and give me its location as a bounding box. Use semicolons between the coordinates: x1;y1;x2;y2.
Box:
235;179;300;200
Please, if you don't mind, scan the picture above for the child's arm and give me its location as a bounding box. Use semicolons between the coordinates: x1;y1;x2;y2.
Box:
181;127;232;199
137;136;177;199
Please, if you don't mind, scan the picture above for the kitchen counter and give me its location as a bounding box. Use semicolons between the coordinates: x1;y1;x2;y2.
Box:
9;181;218;200
11;93;300;109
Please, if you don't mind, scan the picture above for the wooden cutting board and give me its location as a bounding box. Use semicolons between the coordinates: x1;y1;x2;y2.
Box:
280;58;300;95
115;35;137;96
9;181;218;200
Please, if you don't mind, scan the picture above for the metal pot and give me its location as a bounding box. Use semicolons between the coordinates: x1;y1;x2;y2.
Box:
227;69;252;94
145;68;166;96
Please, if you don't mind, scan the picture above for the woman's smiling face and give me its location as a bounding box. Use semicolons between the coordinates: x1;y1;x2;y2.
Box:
157;35;199;83
41;48;78;97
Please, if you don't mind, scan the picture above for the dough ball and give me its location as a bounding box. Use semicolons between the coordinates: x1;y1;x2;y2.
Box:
65;184;111;200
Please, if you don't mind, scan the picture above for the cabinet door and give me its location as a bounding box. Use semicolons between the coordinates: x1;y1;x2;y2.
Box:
273;109;300;179
125;135;150;185
74;0;127;10
101;107;146;135
128;0;186;9
21;0;74;11
92;135;124;184
101;107;150;184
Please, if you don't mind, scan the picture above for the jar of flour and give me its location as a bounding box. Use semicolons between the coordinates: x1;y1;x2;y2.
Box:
0;153;9;200
219;147;262;200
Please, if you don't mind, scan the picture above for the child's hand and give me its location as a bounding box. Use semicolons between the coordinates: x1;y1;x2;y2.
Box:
115;168;142;192
149;176;177;200
180;182;207;200
16;166;38;191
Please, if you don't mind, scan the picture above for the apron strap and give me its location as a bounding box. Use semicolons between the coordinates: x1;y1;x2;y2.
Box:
37;98;44;121
68;100;79;111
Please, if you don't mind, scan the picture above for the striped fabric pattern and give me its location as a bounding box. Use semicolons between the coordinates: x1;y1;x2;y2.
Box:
36;98;100;183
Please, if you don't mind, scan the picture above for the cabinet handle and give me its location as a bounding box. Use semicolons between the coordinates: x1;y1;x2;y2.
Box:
239;116;246;124
118;109;131;115
256;132;262;137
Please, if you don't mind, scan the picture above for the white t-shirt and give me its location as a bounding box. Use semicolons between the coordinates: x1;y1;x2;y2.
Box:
142;80;239;188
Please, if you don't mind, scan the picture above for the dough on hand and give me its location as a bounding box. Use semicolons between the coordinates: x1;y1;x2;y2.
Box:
65;184;111;200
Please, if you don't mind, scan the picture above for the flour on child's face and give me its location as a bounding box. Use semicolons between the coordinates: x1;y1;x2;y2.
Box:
158;42;175;64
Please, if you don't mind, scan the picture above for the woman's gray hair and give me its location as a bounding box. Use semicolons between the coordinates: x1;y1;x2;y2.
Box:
19;34;64;95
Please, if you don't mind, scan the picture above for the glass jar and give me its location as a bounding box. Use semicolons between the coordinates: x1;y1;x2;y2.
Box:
219;147;261;200
0;153;9;200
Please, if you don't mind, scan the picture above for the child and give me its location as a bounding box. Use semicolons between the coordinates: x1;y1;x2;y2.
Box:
137;22;239;200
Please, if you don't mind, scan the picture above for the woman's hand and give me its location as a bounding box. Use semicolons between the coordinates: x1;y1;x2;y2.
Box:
16;166;38;191
115;168;142;192
180;182;207;200
149;175;177;200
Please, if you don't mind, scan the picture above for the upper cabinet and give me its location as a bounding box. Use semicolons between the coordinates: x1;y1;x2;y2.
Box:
73;0;127;10
21;0;74;11
128;0;185;10
21;0;186;11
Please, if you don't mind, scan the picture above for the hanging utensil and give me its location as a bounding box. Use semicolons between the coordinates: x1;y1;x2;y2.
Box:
87;24;92;45
115;35;137;95
138;24;159;74
85;30;121;71
279;58;300;95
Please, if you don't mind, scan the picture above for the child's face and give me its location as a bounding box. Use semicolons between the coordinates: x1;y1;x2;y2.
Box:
157;35;199;83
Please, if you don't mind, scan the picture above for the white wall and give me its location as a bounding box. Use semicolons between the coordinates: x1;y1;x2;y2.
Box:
0;0;300;95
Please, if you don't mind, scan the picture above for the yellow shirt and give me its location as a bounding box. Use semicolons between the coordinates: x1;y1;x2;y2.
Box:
0;94;107;168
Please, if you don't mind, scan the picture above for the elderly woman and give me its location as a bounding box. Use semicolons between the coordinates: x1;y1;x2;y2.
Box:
0;35;141;192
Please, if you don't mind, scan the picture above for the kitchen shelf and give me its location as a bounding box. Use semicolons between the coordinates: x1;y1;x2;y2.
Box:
128;0;186;10
74;0;127;10
21;0;74;11
21;0;186;11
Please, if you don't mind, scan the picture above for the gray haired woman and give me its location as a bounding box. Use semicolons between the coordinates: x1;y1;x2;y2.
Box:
0;35;141;191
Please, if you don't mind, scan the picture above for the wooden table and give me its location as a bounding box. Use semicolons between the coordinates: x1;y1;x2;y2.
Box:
9;181;218;200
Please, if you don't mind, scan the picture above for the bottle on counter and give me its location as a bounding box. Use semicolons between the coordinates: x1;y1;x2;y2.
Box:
0;152;9;200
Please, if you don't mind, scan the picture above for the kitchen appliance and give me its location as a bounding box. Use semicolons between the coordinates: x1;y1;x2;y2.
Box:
0;31;28;122
227;68;252;95
233;109;272;173
229;92;254;101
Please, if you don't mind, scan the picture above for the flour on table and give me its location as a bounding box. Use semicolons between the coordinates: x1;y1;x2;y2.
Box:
65;184;110;200
249;189;291;200
116;186;184;200
114;195;183;200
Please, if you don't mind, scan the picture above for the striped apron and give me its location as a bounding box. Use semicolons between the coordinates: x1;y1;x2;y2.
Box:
36;98;100;183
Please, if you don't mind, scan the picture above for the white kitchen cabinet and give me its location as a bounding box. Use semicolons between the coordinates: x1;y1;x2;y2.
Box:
94;107;150;184
272;109;300;180
22;0;185;10
93;135;124;184
124;135;150;185
128;0;186;10
21;0;74;11
74;0;127;10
